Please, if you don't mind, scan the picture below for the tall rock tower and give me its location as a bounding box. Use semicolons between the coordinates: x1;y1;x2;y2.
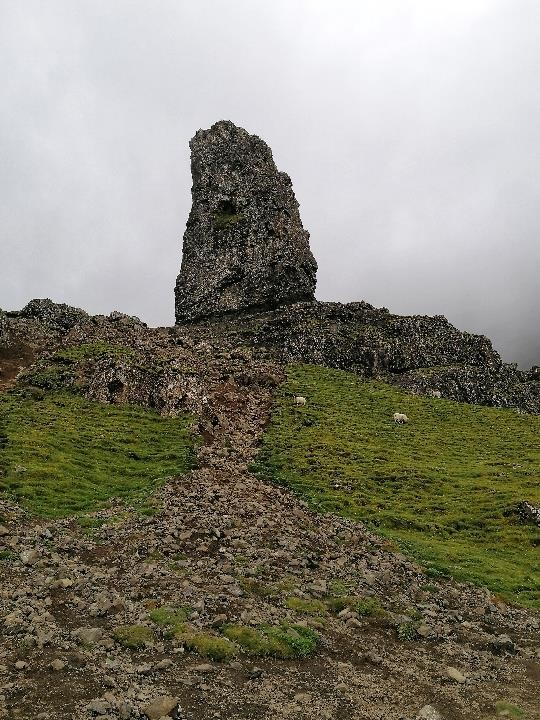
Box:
174;121;317;323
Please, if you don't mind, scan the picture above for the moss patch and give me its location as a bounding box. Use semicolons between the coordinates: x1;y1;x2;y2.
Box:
214;211;246;231
149;606;190;635
221;623;319;659
113;625;153;649
285;597;328;616
254;364;540;607
52;342;134;363
325;595;385;617
0;391;195;517
494;701;526;718
178;631;237;661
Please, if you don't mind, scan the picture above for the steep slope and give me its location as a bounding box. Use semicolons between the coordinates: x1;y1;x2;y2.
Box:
254;364;540;606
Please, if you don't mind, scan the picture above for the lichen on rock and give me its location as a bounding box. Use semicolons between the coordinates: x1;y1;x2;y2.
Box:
175;120;317;323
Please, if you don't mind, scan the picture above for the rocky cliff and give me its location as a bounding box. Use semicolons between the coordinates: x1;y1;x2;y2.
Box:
174;121;317;322
170;121;540;413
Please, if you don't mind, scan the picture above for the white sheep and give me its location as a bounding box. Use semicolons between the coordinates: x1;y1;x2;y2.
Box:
295;396;307;406
393;412;409;424
430;390;442;399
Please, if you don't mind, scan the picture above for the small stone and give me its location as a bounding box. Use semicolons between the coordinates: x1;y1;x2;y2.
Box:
211;614;228;628
20;549;40;566
142;696;179;720
118;702;134;720
193;663;213;673
154;658;173;671
416;706;443;720
74;627;104;644
87;700;111;715
445;666;466;683
136;663;153;675
489;634;517;655
50;659;65;672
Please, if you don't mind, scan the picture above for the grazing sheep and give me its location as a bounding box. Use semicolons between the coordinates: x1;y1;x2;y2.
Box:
393;412;409;424
295;396;307;406
430;390;442;399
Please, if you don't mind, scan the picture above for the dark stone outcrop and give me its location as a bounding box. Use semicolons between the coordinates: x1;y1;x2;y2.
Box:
0;311;8;348
15;299;89;331
179;300;540;413
517;501;540;528
175;121;317;323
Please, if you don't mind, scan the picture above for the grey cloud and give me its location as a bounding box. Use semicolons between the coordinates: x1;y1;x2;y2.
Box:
1;0;538;366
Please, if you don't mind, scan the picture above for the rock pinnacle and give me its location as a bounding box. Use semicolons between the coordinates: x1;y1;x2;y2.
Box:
175;120;317;323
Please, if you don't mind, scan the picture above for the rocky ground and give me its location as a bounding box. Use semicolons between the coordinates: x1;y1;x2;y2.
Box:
0;302;539;719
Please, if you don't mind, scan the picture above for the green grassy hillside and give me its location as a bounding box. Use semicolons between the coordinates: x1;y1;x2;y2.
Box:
0;391;195;517
254;364;540;607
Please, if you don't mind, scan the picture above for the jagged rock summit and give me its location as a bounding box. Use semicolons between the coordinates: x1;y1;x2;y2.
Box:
174;120;317;323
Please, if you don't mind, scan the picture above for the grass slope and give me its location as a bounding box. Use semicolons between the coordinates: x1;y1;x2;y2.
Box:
0;392;195;517
254;364;540;607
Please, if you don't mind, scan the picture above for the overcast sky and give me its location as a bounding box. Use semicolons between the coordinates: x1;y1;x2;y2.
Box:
1;1;539;367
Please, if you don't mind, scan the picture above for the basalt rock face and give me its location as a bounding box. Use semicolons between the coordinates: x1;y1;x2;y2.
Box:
180;301;540;413
16;298;89;331
174;121;317;323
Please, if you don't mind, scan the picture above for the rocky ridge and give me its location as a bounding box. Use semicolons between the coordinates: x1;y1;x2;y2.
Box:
173;301;540;414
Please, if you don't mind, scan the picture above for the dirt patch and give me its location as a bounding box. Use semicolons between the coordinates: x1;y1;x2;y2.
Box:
0;340;35;391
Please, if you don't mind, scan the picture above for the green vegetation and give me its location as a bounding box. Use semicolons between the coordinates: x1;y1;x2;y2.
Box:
254;364;540;607
0;391;195;517
113;624;153;649
285;597;328;616
52;342;134;363
20;365;74;391
325;595;385;617
286;594;383;619
179;631;237;661
494;701;526;718
18;343;134;391
222;624;319;659
397;621;418;641
149;606;190;635
176;623;319;661
214;211;246;231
